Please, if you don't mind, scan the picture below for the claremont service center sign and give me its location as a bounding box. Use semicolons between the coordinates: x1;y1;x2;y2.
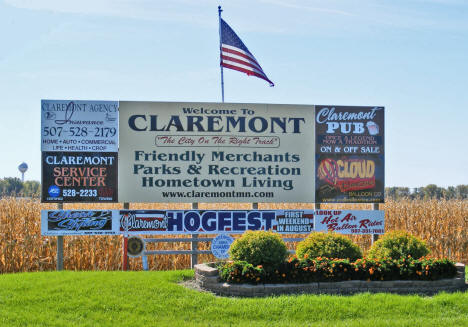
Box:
118;102;316;203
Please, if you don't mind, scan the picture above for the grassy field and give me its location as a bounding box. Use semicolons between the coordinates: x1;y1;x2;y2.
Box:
0;270;466;327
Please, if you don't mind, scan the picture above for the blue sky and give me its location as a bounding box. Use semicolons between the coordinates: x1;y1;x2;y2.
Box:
1;0;467;187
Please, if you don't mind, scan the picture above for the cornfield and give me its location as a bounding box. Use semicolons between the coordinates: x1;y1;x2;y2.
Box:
0;198;466;273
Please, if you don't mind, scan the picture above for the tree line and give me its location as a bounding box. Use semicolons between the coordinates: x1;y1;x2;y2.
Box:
0;178;41;198
385;184;467;200
0;177;466;200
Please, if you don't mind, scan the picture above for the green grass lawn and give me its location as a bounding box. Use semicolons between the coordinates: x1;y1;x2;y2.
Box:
0;270;466;327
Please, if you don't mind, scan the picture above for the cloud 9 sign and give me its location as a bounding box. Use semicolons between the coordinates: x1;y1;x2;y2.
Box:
315;105;384;203
41;101;384;204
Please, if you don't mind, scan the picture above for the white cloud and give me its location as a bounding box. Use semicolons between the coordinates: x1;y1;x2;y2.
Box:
4;0;468;36
259;0;354;16
3;0;217;26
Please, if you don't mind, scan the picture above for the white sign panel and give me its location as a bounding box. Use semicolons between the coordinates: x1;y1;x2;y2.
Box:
41;210;119;236
41;100;119;152
314;210;385;234
118;101;315;203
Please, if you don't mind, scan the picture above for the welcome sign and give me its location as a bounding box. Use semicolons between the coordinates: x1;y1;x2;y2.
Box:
118;102;316;203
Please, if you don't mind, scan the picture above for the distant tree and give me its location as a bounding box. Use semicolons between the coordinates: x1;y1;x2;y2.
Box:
386;187;411;199
0;179;5;195
455;185;468;199
411;187;424;200
396;187;410;198
385;187;397;199
1;177;23;195
21;180;41;197
385;185;467;200
443;186;456;200
0;178;40;197
422;184;443;199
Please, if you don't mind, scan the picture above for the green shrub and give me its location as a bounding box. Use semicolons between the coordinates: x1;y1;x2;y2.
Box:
367;230;429;260
296;232;362;261
229;231;288;267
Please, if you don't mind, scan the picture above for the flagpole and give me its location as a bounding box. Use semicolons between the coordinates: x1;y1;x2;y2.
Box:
218;6;225;103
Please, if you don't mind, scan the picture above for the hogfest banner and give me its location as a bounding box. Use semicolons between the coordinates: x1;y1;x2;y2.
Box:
315;105;385;203
41;101;385;204
119;209;314;234
41;209;385;235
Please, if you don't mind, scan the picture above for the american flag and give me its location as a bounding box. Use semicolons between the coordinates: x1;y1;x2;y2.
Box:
220;18;274;87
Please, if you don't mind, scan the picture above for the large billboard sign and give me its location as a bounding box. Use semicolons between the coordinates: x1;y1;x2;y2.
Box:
41;209;385;235
118;102;316;203
315;105;385;203
41;101;385;204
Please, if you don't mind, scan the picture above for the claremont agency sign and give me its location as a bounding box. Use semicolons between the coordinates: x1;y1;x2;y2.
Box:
41;100;384;203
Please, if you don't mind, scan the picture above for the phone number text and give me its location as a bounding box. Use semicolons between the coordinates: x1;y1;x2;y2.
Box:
63;189;98;197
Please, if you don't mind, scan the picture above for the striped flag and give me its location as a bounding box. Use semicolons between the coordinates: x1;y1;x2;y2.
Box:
220;18;274;87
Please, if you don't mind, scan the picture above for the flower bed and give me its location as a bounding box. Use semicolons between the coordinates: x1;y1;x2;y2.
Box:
194;261;466;297
218;256;458;284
